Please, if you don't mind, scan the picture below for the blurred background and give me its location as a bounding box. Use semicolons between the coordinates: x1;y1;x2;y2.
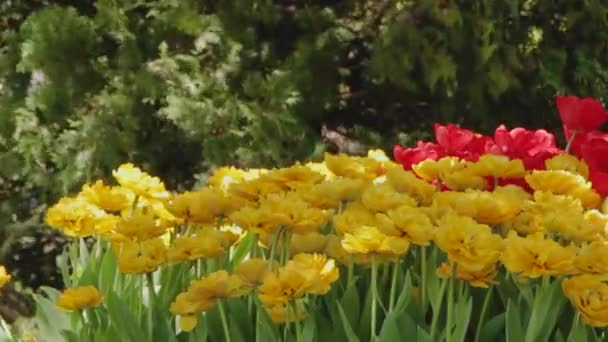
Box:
0;0;607;314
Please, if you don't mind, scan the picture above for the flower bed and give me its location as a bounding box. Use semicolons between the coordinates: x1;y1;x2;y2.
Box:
2;95;608;341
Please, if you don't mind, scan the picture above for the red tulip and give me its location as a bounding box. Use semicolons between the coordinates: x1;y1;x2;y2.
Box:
556;95;608;132
491;125;560;169
393;142;446;170
434;123;493;161
579;134;608;172
590;170;608;197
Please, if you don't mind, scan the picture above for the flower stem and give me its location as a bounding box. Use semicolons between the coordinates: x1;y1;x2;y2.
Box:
446;276;454;342
268;227;284;266
389;262;398;312
565;131;578;153
146;272;156;338
292;302;302;342
371;257;378;338
430;277;448;338
218;300;232;342
474;287;493;342
420;246;427;315
347;255;354;286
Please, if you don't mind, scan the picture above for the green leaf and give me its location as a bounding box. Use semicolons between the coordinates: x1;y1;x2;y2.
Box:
525;279;567;342
417;327;434;342
567;315;587;342
98;247;117;294
337;302;362;342
479;313;505;341
227;300;254;341
506;300;524;342
393;271;413;314
105;292;147;341
230;232;255;269
301;315;317;342
451;295;472;342
340;282;360;330
377;312;401;341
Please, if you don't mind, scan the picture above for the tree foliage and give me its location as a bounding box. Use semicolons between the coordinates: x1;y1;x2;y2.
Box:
2;0;608;286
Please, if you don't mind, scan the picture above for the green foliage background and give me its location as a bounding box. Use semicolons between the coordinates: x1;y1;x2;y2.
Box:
1;0;608;286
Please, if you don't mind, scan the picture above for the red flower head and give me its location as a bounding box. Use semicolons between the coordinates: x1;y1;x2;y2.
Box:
491;125;560;169
579;133;608;172
566;128;604;158
574;132;608;196
556;95;608;132
434;123;493;161
393;142;446;170
590;170;608;197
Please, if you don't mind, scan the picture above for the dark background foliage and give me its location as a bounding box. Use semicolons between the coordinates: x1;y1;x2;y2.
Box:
1;0;607;289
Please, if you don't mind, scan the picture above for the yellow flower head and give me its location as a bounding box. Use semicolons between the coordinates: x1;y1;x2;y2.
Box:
0;266;10;289
115;238;168;274
287;253;340;295
79;180;133;212
178;315;198;332
171;270;250;331
236;258;274;286
361;183;417;213
563;274;608;327
258;254;339;307
188;270;251;300
530;191;599;241
525;170;600;208
413;157;464;182
575;241;608;274
325;234;351;264
545;153;589;179
228;178;284;203
502;206;544;235
434;213;503;271
266;302;308;323
260;192;330;234
164;189;244;224
112;163;168;199
229;206;282;235
114;209;169;242
342;225;410;257
333;202;377;235
468;154;526;179
367;149;390;162
501;231;576;278
263;164;325;190
558;210;608;243
290;232;329;254
206;166;245;190
304;161;335;180
56;286;103;311
323;153;382;180
437;261;498;288
298;178;366;209
385;167;436;206
168;229;234;262
432;188;523;225
46;196;105;237
442;169;488;191
258;267;311;307
376;205;434;246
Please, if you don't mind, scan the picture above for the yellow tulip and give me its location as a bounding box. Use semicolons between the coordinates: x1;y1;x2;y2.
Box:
112;163;168;199
434;213;503;271
56;286;103;311
501;231;576;277
563;274;608;327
